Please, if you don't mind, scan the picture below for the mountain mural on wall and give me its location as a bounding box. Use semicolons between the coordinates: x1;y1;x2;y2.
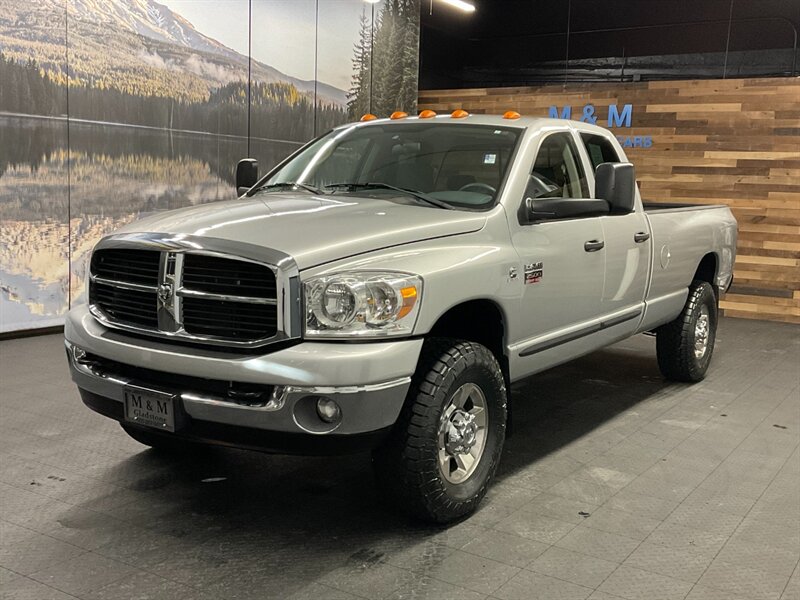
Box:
0;0;347;107
0;0;421;333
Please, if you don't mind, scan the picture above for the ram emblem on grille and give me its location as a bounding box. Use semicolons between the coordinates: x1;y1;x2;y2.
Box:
157;283;173;306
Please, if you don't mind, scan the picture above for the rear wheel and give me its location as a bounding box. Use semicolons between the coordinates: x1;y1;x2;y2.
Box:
656;280;718;382
372;339;507;523
120;423;194;453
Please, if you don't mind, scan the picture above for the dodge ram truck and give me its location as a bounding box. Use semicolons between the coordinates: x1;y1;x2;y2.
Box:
65;112;738;523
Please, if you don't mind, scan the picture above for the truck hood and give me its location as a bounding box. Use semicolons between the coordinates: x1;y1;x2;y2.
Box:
115;193;488;269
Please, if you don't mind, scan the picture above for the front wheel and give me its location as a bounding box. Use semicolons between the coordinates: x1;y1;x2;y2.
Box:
372;339;507;523
656;280;718;382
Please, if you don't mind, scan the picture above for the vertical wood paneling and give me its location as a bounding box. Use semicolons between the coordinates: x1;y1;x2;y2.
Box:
419;78;800;324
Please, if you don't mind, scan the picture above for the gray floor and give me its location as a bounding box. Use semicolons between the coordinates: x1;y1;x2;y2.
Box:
0;317;798;600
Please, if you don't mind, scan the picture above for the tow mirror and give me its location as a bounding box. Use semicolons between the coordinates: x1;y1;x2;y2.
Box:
595;162;635;214
522;197;610;223
236;158;259;196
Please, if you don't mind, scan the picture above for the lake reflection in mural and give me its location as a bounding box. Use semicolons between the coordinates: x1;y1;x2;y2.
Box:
0;115;300;331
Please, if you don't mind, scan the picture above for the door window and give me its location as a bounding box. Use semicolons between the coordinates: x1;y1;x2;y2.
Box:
580;133;620;171
528;133;590;199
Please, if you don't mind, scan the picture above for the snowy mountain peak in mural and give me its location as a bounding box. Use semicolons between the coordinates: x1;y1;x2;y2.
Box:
0;0;346;105
68;0;234;58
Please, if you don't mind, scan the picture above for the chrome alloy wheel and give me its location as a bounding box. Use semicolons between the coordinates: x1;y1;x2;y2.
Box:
694;305;711;358
438;382;488;484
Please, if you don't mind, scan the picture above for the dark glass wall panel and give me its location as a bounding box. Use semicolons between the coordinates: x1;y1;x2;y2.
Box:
420;0;799;89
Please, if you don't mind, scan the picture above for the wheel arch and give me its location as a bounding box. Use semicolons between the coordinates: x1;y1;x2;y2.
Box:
426;299;507;370
424;298;513;431
693;252;719;300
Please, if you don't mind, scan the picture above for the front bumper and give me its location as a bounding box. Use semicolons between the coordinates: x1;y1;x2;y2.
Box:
65;305;423;453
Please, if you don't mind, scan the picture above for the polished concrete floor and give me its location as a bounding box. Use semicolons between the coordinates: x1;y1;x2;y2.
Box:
0;317;798;600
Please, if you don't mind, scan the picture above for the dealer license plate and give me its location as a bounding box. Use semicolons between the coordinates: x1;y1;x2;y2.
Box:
123;385;176;432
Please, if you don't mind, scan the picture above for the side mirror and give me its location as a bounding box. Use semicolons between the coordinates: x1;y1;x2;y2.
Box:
520;196;610;224
595;162;635;214
236;158;259;196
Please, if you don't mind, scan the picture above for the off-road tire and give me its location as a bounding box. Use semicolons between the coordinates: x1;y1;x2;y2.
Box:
372;339;507;523
656;280;718;382
120;423;194;453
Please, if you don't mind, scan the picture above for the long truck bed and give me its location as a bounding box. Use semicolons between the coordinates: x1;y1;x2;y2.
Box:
640;203;737;331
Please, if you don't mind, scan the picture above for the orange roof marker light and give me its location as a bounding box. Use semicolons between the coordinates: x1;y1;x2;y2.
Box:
419;109;437;119
451;109;469;119
390;111;408;120
360;113;378;122
503;110;521;120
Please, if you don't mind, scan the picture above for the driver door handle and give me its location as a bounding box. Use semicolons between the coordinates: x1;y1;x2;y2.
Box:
584;239;605;252
634;231;650;243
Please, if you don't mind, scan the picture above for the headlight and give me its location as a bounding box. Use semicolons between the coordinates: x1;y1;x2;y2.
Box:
304;271;422;338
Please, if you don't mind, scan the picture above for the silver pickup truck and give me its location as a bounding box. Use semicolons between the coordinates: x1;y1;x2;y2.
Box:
65;113;737;523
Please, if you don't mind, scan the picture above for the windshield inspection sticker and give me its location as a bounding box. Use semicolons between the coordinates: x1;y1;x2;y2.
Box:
524;262;543;284
483;153;497;165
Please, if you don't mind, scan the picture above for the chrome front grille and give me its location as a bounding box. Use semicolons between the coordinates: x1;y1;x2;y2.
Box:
91;249;161;285
90;280;159;329
87;234;300;348
182;297;278;340
183;254;277;298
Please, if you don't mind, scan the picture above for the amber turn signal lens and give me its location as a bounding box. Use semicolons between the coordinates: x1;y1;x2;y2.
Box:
397;286;418;319
503;110;521;120
360;113;378;122
451;109;469;119
390;111;408;120
418;109;437;119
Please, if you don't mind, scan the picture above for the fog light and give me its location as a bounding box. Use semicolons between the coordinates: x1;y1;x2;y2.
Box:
72;345;89;364
316;397;341;423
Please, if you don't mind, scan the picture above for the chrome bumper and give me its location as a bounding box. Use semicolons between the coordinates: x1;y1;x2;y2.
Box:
65;304;422;437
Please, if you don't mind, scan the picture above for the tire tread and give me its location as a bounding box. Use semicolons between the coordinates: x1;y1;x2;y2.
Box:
373;338;506;523
656;280;717;382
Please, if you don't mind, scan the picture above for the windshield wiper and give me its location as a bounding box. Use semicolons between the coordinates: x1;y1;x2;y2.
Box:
324;182;453;210
248;182;324;196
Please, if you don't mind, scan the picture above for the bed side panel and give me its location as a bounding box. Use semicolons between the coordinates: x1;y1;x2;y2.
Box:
640;206;737;331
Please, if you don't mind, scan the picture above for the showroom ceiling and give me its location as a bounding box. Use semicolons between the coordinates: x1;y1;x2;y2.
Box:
420;0;800;87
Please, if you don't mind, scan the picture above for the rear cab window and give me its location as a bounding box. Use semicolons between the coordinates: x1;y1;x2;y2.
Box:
580;133;621;170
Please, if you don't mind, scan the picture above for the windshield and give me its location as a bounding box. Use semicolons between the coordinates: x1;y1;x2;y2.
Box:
259;122;522;209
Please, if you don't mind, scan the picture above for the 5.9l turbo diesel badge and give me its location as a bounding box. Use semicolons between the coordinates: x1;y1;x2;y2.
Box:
524;262;543;284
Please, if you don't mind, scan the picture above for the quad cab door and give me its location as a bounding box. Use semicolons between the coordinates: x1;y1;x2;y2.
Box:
579;132;651;336
508;131;608;379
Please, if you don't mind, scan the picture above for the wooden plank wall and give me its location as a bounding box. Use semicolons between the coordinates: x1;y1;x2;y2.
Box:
419;78;800;324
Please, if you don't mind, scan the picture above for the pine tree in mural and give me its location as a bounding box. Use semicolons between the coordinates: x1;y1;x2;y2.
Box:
347;9;373;119
0;53;345;140
398;1;420;112
347;0;420;119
